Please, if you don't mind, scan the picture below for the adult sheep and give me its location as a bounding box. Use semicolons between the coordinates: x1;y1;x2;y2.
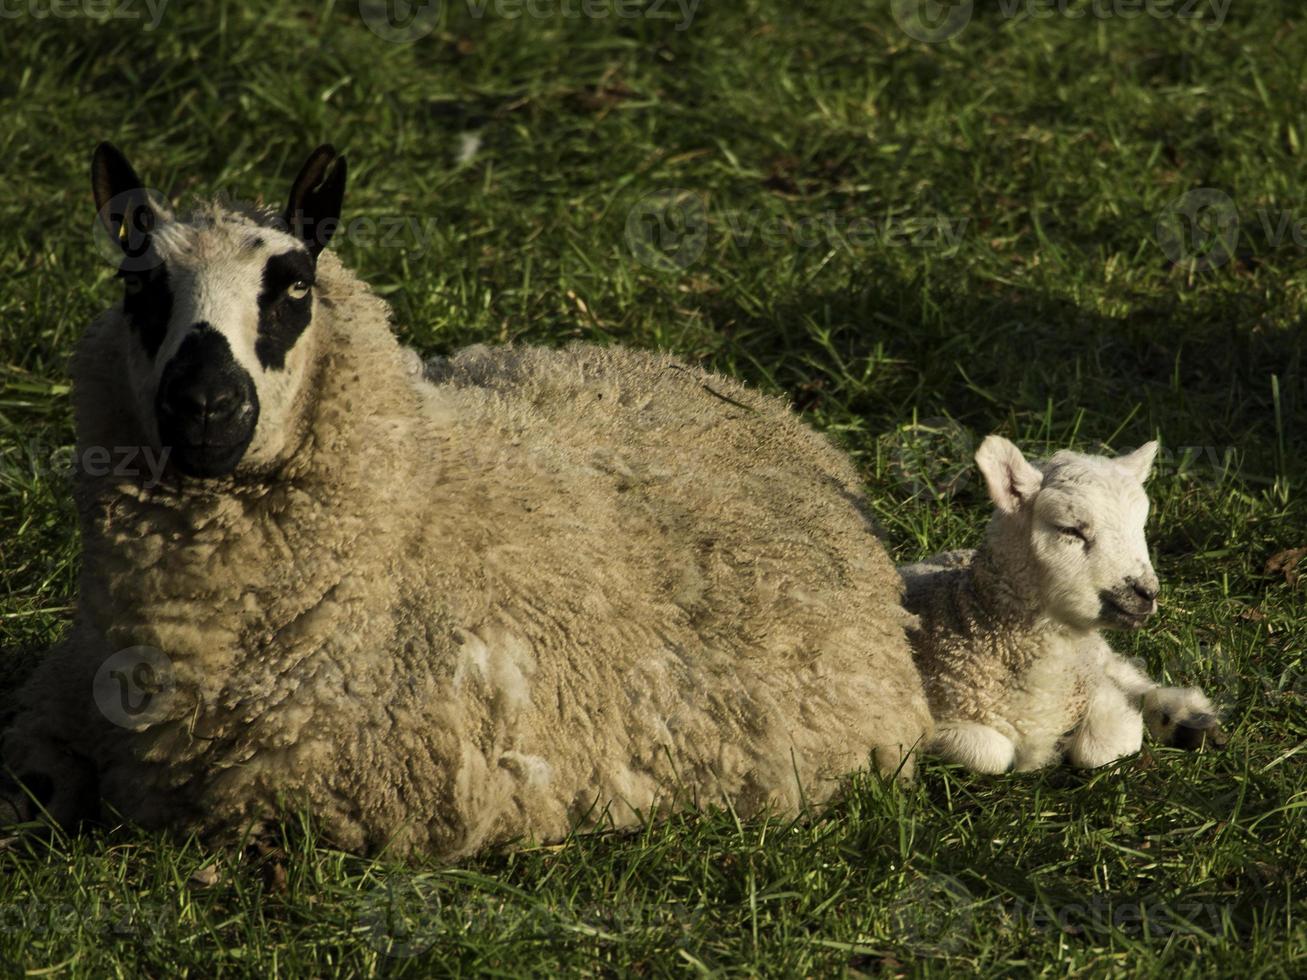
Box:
1;144;932;860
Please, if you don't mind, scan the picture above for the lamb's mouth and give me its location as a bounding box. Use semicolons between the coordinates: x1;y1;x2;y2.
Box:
1099;594;1153;629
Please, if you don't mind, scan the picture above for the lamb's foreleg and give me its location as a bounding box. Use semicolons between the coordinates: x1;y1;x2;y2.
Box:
1064;676;1144;768
1099;651;1227;751
929;720;1017;774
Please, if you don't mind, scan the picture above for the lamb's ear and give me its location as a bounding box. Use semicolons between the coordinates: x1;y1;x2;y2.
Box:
284;144;347;258
1116;441;1159;483
975;435;1043;514
92;142;167;258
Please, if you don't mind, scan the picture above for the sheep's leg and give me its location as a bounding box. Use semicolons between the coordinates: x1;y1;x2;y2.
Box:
1064;679;1143;768
2;648;102;829
928;721;1016;774
0;728;99;828
1099;652;1227;751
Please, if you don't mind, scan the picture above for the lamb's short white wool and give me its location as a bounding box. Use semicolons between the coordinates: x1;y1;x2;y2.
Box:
0;144;932;859
900;435;1226;773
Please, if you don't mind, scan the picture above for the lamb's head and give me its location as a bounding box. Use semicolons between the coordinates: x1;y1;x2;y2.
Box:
975;435;1161;631
90;143;348;478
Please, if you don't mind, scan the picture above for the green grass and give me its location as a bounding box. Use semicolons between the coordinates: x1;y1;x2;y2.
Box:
1;0;1305;975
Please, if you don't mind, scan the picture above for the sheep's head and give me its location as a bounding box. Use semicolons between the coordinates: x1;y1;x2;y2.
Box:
975;435;1160;632
90;143;348;479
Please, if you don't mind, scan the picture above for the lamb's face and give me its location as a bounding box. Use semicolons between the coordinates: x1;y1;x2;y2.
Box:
1028;453;1159;631
975;435;1160;632
91;143;347;479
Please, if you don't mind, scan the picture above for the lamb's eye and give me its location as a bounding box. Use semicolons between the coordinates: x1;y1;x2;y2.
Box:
286;280;311;300
1058;525;1088;543
123;274;145;296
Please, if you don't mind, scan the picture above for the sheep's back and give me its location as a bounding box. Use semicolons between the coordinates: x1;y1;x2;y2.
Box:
399;343;929;856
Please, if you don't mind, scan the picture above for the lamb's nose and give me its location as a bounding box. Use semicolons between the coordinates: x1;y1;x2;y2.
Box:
1132;581;1158;604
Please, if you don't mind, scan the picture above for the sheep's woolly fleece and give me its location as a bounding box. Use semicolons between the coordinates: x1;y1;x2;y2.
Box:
4;231;932;859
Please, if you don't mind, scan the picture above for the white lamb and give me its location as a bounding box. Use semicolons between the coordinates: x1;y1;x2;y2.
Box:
900;435;1227;774
0;144;932;859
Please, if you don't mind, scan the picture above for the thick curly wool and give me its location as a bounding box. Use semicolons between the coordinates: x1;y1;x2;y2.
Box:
4;241;931;859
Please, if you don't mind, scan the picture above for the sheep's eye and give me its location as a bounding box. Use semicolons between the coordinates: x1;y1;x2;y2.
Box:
286;280;311;300
123;274;145;296
1058;525;1088;543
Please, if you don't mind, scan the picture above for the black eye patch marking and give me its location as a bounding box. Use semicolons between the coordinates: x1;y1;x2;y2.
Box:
119;264;172;360
254;250;315;372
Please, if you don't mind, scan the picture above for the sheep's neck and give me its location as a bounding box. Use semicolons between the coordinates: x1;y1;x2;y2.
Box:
73;306;429;661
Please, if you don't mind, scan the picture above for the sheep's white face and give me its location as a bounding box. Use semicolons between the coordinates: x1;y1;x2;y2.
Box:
91;143;347;478
116;214;321;477
976;436;1160;631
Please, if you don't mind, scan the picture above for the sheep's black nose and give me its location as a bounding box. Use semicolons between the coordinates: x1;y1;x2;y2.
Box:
162;380;241;423
154;324;259;478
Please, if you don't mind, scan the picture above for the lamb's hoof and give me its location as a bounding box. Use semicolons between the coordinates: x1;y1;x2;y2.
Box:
1170;714;1228;751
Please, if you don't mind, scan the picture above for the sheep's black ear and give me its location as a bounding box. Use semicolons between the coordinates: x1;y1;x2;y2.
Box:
284;145;347;258
92;142;160;259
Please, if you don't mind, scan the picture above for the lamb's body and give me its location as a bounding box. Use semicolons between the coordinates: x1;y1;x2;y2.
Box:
5;248;930;858
899;438;1224;774
903;550;1157;771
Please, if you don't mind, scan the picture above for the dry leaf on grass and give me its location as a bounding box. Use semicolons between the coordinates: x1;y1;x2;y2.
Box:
1265;547;1307;587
